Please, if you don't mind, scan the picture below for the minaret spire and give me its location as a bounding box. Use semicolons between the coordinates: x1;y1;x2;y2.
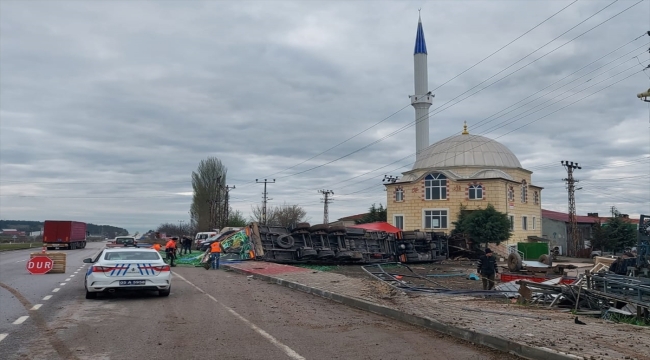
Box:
410;13;433;162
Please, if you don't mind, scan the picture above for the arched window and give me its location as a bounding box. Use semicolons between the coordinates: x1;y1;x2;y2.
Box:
533;191;539;205
395;187;404;202
425;173;446;200
521;180;528;203
507;185;515;202
468;184;483;200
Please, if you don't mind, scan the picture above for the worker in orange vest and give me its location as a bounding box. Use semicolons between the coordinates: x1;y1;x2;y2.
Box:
165;238;178;267
209;241;222;270
151;243;161;251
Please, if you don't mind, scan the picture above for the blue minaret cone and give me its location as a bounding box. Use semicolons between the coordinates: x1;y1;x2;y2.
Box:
411;13;432;161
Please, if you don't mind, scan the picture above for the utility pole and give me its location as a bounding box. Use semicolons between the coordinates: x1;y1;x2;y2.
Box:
562;161;581;257
319;190;334;224
178;220;185;235
223;185;235;226
256;179;275;225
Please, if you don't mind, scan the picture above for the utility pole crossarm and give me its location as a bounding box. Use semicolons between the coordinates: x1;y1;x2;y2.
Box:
561;161;581;257
319;190;334;224
256;179;275;225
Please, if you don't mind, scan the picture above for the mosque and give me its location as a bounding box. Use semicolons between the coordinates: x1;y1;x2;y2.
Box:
385;15;543;255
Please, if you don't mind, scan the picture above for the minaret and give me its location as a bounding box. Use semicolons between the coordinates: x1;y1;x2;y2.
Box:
410;13;433;159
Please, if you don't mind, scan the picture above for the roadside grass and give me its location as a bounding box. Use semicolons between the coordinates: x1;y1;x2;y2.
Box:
609;313;650;327
0;243;37;252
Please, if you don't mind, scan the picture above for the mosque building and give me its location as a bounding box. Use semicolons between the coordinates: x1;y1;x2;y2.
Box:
384;15;543;255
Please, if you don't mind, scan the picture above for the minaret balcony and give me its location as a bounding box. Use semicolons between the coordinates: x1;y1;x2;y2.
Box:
410;94;434;105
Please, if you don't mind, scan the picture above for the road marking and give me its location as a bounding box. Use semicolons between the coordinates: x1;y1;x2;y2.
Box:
70;274;75;277
13;316;28;325
65;278;71;281
74;271;79;274
52;288;60;292
30;304;42;310
173;272;306;360
0;333;7;342
43;295;52;300
60;283;66;286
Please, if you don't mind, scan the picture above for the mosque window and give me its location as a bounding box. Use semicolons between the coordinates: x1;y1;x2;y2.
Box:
395;187;404;202
425;173;447;200
423;209;448;229
533;191;539;205
521;180;528;203
468;184;483;200
507;185;515;202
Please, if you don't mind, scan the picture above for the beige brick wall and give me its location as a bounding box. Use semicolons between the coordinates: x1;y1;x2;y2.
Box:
386;168;542;249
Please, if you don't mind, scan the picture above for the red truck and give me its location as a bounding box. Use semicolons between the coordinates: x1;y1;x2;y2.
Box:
43;220;87;250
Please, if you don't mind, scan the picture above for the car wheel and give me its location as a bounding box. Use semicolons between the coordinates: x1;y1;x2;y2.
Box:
159;288;171;297
85;290;97;299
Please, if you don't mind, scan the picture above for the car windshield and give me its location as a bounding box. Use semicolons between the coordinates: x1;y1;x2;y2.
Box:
115;238;134;243
104;251;160;261
197;234;211;240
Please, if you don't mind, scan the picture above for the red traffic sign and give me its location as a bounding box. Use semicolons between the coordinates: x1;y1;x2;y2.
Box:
27;256;54;275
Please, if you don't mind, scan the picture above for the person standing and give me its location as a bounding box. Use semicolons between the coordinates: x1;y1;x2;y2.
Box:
477;248;498;290
210;241;222;270
165;238;177;267
184;236;192;254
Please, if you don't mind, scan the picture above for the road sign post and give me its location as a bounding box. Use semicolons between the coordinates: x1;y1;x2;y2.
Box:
26;256;54;275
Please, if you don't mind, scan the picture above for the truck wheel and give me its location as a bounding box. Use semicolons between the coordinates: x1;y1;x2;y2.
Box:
507;253;523;272
85;290;97;299
276;235;295;249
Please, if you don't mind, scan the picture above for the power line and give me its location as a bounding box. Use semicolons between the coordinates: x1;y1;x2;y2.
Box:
256;178;275;225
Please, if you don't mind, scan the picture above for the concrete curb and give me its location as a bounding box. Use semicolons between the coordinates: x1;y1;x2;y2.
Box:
223;264;582;360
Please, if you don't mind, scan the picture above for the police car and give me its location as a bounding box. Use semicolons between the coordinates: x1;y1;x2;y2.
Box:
83;248;171;299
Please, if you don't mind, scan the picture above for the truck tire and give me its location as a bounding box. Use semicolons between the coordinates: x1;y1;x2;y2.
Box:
276;235;295;249
538;254;552;266
310;224;329;232
294;222;311;231
327;225;347;234
507;253;523;272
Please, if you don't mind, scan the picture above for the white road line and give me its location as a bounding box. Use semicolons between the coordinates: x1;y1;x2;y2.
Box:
70;274;75;277
65;278;71;281
30;304;42;310
43;295;52;300
74;271;79;274
13;316;28;325
52;288;60;292
173;272;306;360
0;333;7;342
60;283;67;286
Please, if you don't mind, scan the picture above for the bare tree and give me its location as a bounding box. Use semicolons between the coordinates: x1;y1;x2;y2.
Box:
249;203;307;227
191;157;227;232
249;204;278;225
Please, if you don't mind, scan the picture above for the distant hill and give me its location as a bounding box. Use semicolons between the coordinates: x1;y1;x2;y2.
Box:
0;220;129;238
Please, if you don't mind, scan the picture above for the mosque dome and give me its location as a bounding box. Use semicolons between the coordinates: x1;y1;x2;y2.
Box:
412;125;522;170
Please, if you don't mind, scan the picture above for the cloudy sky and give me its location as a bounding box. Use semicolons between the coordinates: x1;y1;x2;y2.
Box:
1;0;649;234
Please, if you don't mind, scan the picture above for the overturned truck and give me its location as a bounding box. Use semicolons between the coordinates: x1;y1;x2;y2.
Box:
252;222;448;264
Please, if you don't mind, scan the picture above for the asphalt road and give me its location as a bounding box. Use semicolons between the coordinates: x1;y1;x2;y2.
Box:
1;243;517;360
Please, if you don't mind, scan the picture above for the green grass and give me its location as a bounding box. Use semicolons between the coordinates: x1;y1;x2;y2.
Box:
0;243;37;252
609;313;650;327
296;264;337;272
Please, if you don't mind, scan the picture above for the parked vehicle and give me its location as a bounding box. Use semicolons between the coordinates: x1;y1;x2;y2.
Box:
43;220;87;250
106;236;137;248
83;248;171;299
194;232;217;249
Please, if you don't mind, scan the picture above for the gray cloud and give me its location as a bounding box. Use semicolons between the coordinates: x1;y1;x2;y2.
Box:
1;0;649;232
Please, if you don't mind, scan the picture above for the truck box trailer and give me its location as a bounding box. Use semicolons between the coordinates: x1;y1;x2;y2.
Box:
43;220;87;250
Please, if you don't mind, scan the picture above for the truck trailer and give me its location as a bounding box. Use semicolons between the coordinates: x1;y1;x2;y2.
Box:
43;220;87;250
